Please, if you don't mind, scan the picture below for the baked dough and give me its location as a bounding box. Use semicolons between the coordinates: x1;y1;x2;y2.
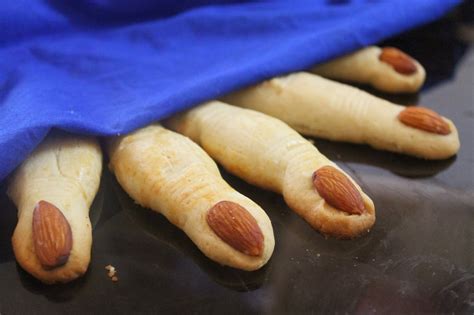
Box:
107;125;274;271
167;101;376;239
7;131;102;284
222;72;460;159
310;46;426;93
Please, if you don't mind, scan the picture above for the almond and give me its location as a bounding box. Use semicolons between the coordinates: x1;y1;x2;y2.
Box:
398;107;451;135
312;166;365;215
207;201;263;256
379;47;417;75
32;200;73;269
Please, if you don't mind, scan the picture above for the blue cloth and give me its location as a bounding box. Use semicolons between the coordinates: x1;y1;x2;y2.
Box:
0;0;460;181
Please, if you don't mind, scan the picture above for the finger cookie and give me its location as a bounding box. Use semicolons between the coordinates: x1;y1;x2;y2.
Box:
167;101;375;239
107;125;274;271
222;72;459;159
310;46;426;93
7;132;102;284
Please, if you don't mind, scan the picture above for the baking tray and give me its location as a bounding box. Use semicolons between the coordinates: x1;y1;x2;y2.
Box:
0;11;473;315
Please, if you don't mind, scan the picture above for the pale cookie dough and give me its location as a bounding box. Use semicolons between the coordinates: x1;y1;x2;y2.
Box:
222;72;460;160
167;102;376;239
310;46;426;93
8;131;102;284
107;125;274;271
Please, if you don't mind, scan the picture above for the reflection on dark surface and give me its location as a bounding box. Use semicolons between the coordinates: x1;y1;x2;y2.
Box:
109;171;269;292
436;273;474;314
16;263;89;303
380;255;474;314
0;182;16;264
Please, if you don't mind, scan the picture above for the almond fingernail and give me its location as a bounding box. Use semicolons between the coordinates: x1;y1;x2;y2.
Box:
313;166;365;215
398;107;451;135
379;47;417;75
32;200;73;269
207;201;264;256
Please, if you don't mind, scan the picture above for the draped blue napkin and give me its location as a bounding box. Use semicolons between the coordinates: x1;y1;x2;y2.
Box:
0;0;460;181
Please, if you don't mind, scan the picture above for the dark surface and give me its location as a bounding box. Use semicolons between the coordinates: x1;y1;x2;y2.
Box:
0;10;473;315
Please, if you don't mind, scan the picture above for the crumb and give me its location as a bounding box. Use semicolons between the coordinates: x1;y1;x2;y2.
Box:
105;264;118;281
306;138;315;144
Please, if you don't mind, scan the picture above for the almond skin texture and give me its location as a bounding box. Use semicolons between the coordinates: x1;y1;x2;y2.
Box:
379;47;417;75
32;200;73;269
207;201;264;256
398;107;451;135
312;166;365;215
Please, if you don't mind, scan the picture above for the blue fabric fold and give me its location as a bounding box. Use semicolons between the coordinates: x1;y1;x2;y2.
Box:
0;0;460;181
